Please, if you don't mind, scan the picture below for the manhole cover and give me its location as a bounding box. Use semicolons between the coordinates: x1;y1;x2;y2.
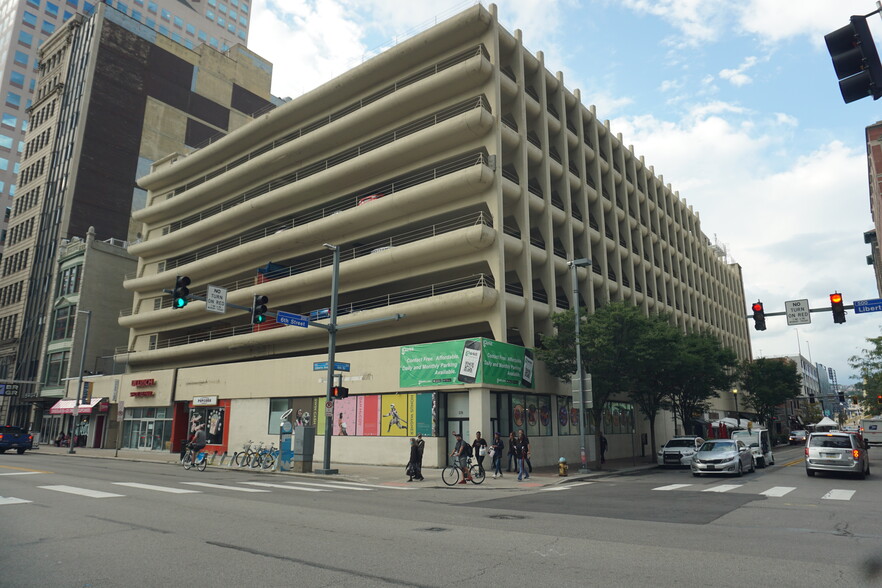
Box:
420;527;448;532
488;514;526;520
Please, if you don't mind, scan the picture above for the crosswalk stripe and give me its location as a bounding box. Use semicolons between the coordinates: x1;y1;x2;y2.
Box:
760;486;796;497
542;482;594;491
702;484;742;493
296;480;416;491
653;484;692;491
822;489;855;501
283;481;373;491
113;483;201;494
0;471;44;476
39;485;124;498
0;496;31;505
181;482;271;493
243;481;327;492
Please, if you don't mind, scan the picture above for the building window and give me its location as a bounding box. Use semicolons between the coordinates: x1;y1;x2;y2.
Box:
218;3;226;13
14;51;29;67
206;9;214;20
186;23;194;35
23;11;38;26
9;72;25;88
0;135;12;149
116;2;128;15
46;1;59;16
51;304;77;340
147;0;157;13
43;351;69;386
161;8;170;21
6;93;21;109
173;15;183;28
57;264;82;296
67;0;79;7
26;0;40;8
41;21;56;34
19;31;34;47
131;9;141;21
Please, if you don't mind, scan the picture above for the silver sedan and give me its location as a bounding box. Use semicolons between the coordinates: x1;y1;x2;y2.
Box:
691;440;755;476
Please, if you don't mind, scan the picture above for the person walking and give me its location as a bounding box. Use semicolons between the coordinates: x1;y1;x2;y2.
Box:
491;431;504;478
472;431;488;473
506;431;517;472
406;438;424;482
599;432;608;464
415;433;425;476
518;429;533;473
515;430;530;481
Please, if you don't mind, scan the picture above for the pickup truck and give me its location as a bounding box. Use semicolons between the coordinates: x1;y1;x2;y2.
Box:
0;425;34;454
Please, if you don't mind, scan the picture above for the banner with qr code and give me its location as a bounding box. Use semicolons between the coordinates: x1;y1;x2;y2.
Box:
399;338;534;389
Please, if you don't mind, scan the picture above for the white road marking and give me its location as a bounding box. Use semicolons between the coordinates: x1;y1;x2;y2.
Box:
822;489;855;501
0;471;44;476
702;484;742;493
113;483;201;494
181;482;271;493
283;481;373;491
0;496;31;505
39;485;124;498
542;482;594;491
652;484;692;491
760;486;796;497
243;482;327;492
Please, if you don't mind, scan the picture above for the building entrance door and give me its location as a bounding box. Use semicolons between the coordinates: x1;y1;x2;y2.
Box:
137;420;155;449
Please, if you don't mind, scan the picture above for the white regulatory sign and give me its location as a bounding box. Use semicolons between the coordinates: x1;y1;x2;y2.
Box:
205;284;227;314
785;298;811;326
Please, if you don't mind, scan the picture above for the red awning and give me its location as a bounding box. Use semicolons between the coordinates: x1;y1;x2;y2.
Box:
49;397;104;415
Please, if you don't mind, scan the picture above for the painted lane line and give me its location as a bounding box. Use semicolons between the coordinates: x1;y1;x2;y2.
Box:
0;471;45;476
39;485;124;498
652;484;692;491
243;482;328;492
0;465;52;474
286;480;416;491
113;483;201;494
760;486;796;497
0;496;32;505
282;481;373;491
181;482;271;493
702;484;742;493
542;482;594;492
822;489;855;501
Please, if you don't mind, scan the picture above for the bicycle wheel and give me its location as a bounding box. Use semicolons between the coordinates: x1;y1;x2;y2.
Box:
239;453;252;468
250;452;264;469
182;451;192;470
441;465;460;486
260;453;275;470
196;454;207;472
232;452;243;467
469;465;485;484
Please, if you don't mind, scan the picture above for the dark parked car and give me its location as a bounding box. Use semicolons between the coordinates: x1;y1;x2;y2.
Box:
0;425;34;454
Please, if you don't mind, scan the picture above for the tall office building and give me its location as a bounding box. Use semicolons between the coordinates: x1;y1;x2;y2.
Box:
865;121;882;295
0;0;253;255
105;4;752;464
0;2;272;426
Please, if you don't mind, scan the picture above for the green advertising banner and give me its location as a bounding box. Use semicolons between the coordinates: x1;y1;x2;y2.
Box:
399;339;534;389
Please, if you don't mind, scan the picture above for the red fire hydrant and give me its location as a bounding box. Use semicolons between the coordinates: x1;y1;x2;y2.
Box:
558;457;568;476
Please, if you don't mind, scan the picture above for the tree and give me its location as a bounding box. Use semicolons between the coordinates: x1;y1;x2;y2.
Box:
799;402;823;426
665;331;738;435
848;330;882;416
738;357;802;426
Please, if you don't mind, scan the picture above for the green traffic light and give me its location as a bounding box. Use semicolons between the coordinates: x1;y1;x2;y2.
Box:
255;315;265;323
174;297;188;309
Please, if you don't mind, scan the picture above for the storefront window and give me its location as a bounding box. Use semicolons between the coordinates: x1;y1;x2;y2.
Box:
189;406;226;444
122;407;173;450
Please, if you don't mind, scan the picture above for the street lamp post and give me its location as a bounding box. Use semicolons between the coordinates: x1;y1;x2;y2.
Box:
317;243;340;475
568;258;591;473
69;309;91;454
732;388;739;429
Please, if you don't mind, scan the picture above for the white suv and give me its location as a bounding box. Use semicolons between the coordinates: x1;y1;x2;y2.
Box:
657;436;702;467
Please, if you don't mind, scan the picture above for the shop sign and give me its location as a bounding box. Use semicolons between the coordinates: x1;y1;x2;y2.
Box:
131;378;156;387
130;390;155;397
399;338;535;389
193;395;218;406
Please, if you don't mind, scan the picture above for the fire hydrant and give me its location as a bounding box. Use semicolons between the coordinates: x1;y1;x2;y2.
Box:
558;457;568;476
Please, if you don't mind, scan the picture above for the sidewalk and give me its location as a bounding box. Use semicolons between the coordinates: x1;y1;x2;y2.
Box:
29;444;657;488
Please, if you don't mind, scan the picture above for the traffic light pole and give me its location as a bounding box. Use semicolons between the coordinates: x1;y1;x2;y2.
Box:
744;303;855;319
316;244;341;476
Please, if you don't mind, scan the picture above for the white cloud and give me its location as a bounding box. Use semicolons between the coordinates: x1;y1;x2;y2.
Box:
719;56;759;86
619;0;731;47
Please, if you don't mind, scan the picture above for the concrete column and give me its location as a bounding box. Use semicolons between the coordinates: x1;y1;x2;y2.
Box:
469;386;492;439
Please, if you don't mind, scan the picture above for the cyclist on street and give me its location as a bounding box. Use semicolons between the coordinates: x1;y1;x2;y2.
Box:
449;432;472;484
189;424;207;465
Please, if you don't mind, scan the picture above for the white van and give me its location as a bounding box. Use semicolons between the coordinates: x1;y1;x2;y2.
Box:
860;417;882;446
730;429;775;468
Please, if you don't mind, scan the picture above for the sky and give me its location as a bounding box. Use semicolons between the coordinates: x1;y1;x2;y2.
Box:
245;0;882;386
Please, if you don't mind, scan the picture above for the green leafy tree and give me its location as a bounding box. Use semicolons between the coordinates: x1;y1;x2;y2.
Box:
799;402;823;426
665;332;738;435
738;357;802;426
848;331;882;416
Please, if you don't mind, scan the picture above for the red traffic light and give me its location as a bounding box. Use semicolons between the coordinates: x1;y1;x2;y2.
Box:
331;386;349;399
830;292;846;324
752;302;763;313
751;301;766;331
830;293;842;304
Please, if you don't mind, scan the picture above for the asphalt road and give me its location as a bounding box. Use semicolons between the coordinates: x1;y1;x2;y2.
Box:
2;445;880;587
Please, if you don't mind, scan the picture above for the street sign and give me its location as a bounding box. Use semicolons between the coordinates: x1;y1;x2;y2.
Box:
325;400;334;417
205;285;227;314
276;310;309;328
854;298;882;314
313;361;351;372
785;299;811;325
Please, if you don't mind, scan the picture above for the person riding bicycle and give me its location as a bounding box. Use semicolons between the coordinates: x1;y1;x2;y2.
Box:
449;432;472;484
188;424;207;464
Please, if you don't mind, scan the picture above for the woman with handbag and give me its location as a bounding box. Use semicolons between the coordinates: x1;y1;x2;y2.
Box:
472;431;488;473
406;438;424;482
490;431;505;478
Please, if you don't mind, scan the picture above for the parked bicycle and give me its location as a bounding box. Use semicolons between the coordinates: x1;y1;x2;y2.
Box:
233;440;258;468
442;456;485;486
182;445;208;472
256;443;279;470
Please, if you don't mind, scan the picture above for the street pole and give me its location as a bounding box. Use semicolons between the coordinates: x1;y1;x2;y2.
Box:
317;244;340;475
70;310;91;454
569;258;591;473
733;388;738;420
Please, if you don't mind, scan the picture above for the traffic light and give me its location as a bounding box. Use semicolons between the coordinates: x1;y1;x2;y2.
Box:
830;292;846;324
172;275;191;309
751;301;766;331
251;294;268;324
331;386;349;399
825;15;882;103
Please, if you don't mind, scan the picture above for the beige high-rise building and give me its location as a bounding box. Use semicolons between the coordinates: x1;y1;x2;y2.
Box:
112;4;751;464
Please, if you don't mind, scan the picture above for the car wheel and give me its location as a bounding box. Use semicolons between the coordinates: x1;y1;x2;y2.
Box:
16;448;25;454
736;462;743;477
757;457;766;468
806;468;815;477
770;455;775;466
749;458;756;473
858;468;867;480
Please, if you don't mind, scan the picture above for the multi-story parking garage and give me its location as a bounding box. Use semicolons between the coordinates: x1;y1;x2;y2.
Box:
107;3;751;466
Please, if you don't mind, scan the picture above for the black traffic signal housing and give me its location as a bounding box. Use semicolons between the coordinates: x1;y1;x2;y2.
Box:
251;294;269;324
172;275;191;309
825;15;882;103
751;301;766;331
830;292;846;324
331;386;349;399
